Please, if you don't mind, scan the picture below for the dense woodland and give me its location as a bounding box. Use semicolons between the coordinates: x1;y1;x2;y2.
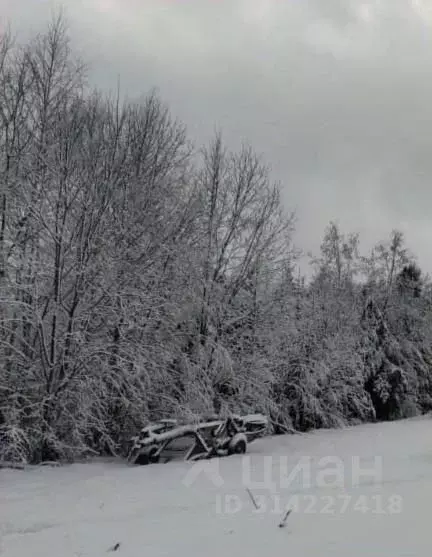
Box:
1;17;432;464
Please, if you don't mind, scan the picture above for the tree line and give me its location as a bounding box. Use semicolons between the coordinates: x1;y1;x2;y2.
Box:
1;16;431;463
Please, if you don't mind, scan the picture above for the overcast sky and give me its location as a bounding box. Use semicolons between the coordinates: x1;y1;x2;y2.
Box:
3;0;432;275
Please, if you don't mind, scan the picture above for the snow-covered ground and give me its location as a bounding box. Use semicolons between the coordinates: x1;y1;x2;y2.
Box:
1;416;431;556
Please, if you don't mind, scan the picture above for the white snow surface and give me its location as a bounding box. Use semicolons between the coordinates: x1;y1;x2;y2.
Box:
1;416;431;556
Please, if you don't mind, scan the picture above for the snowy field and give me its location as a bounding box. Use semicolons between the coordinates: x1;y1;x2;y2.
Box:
1;416;431;557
